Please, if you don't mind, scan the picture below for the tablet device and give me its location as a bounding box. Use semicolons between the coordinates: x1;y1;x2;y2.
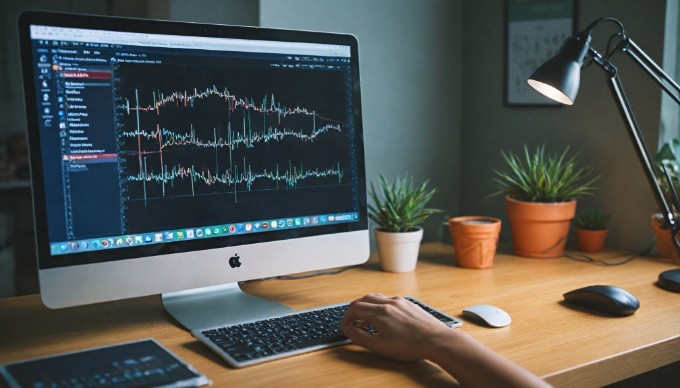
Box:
0;338;210;387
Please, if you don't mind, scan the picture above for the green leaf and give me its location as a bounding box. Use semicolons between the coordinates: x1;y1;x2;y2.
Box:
576;209;610;230
655;139;680;196
491;144;597;202
367;174;442;232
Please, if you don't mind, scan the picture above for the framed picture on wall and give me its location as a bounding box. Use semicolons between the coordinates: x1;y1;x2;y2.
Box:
505;0;576;106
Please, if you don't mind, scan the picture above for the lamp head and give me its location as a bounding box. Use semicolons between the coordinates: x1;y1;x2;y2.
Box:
528;33;591;105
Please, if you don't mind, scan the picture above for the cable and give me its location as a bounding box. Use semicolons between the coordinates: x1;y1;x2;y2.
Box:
603;32;627;61
565;242;654;266
584;17;625;35
582;17;627;68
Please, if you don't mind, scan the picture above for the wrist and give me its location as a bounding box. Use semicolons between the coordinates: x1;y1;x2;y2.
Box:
422;329;550;388
421;326;469;362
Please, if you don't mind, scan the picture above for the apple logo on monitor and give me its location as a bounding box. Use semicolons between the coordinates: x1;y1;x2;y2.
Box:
229;254;241;268
20;12;369;331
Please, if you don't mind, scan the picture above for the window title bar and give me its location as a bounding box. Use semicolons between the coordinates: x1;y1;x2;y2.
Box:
30;25;351;57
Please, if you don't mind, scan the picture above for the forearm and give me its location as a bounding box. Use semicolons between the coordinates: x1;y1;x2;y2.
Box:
424;328;551;388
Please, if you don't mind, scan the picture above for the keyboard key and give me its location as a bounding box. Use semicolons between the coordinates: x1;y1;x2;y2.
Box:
193;296;462;368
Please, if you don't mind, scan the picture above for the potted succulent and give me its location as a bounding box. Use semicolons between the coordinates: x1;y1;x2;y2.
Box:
492;144;597;258
575;209;610;253
368;174;442;272
652;139;680;263
654;139;680;200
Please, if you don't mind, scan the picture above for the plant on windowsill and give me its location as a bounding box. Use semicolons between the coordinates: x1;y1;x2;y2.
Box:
491;144;597;258
368;174;442;272
652;139;680;263
575;209;610;253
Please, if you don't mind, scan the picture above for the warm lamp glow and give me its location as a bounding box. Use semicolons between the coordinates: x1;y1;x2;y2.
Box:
527;35;590;105
527;17;680;292
527;79;574;105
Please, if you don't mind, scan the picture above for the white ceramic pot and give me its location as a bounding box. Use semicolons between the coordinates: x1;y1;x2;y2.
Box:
374;227;423;273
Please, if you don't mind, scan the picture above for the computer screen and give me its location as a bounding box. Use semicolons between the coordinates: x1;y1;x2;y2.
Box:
18;11;368;327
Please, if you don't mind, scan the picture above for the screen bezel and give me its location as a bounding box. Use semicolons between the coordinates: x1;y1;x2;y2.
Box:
18;10;367;271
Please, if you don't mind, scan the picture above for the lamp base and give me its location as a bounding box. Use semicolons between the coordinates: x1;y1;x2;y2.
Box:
657;269;680;293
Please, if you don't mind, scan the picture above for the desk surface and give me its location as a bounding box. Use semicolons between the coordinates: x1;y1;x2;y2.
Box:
1;243;679;387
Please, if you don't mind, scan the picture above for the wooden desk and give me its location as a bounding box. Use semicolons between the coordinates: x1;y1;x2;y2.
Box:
1;243;679;387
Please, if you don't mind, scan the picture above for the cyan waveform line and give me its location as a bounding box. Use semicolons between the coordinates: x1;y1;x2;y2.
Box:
121;120;342;152
122;85;342;124
128;158;344;204
122;85;347;205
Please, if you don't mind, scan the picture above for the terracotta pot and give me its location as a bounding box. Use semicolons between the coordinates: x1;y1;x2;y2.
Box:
374;227;423;272
576;228;608;253
505;196;576;258
651;214;680;264
448;216;501;269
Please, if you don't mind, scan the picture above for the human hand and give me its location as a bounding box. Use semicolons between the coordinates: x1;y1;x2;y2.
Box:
341;294;550;387
340;293;452;362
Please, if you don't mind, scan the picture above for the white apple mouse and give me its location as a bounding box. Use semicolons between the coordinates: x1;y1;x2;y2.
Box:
462;304;512;327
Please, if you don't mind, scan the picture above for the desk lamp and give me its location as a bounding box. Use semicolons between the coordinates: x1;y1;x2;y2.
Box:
527;17;680;293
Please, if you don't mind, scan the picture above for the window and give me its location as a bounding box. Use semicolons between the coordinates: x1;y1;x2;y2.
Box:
659;0;680;145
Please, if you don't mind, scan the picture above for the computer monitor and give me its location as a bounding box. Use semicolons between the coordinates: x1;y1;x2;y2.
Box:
18;11;368;330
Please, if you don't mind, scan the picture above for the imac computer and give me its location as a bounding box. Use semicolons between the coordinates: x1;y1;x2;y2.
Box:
18;11;368;330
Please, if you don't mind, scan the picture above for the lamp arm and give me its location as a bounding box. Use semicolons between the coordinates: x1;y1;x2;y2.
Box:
620;38;680;253
606;73;677;224
589;47;680;253
623;38;680;105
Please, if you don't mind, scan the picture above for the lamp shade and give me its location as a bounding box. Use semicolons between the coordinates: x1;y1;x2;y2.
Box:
528;34;591;105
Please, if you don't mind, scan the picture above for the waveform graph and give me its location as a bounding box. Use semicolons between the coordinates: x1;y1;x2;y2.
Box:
113;62;357;232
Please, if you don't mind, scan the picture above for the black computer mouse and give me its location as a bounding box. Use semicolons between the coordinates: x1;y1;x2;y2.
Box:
563;285;640;316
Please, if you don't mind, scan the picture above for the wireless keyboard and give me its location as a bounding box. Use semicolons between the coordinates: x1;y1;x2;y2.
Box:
193;296;462;368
